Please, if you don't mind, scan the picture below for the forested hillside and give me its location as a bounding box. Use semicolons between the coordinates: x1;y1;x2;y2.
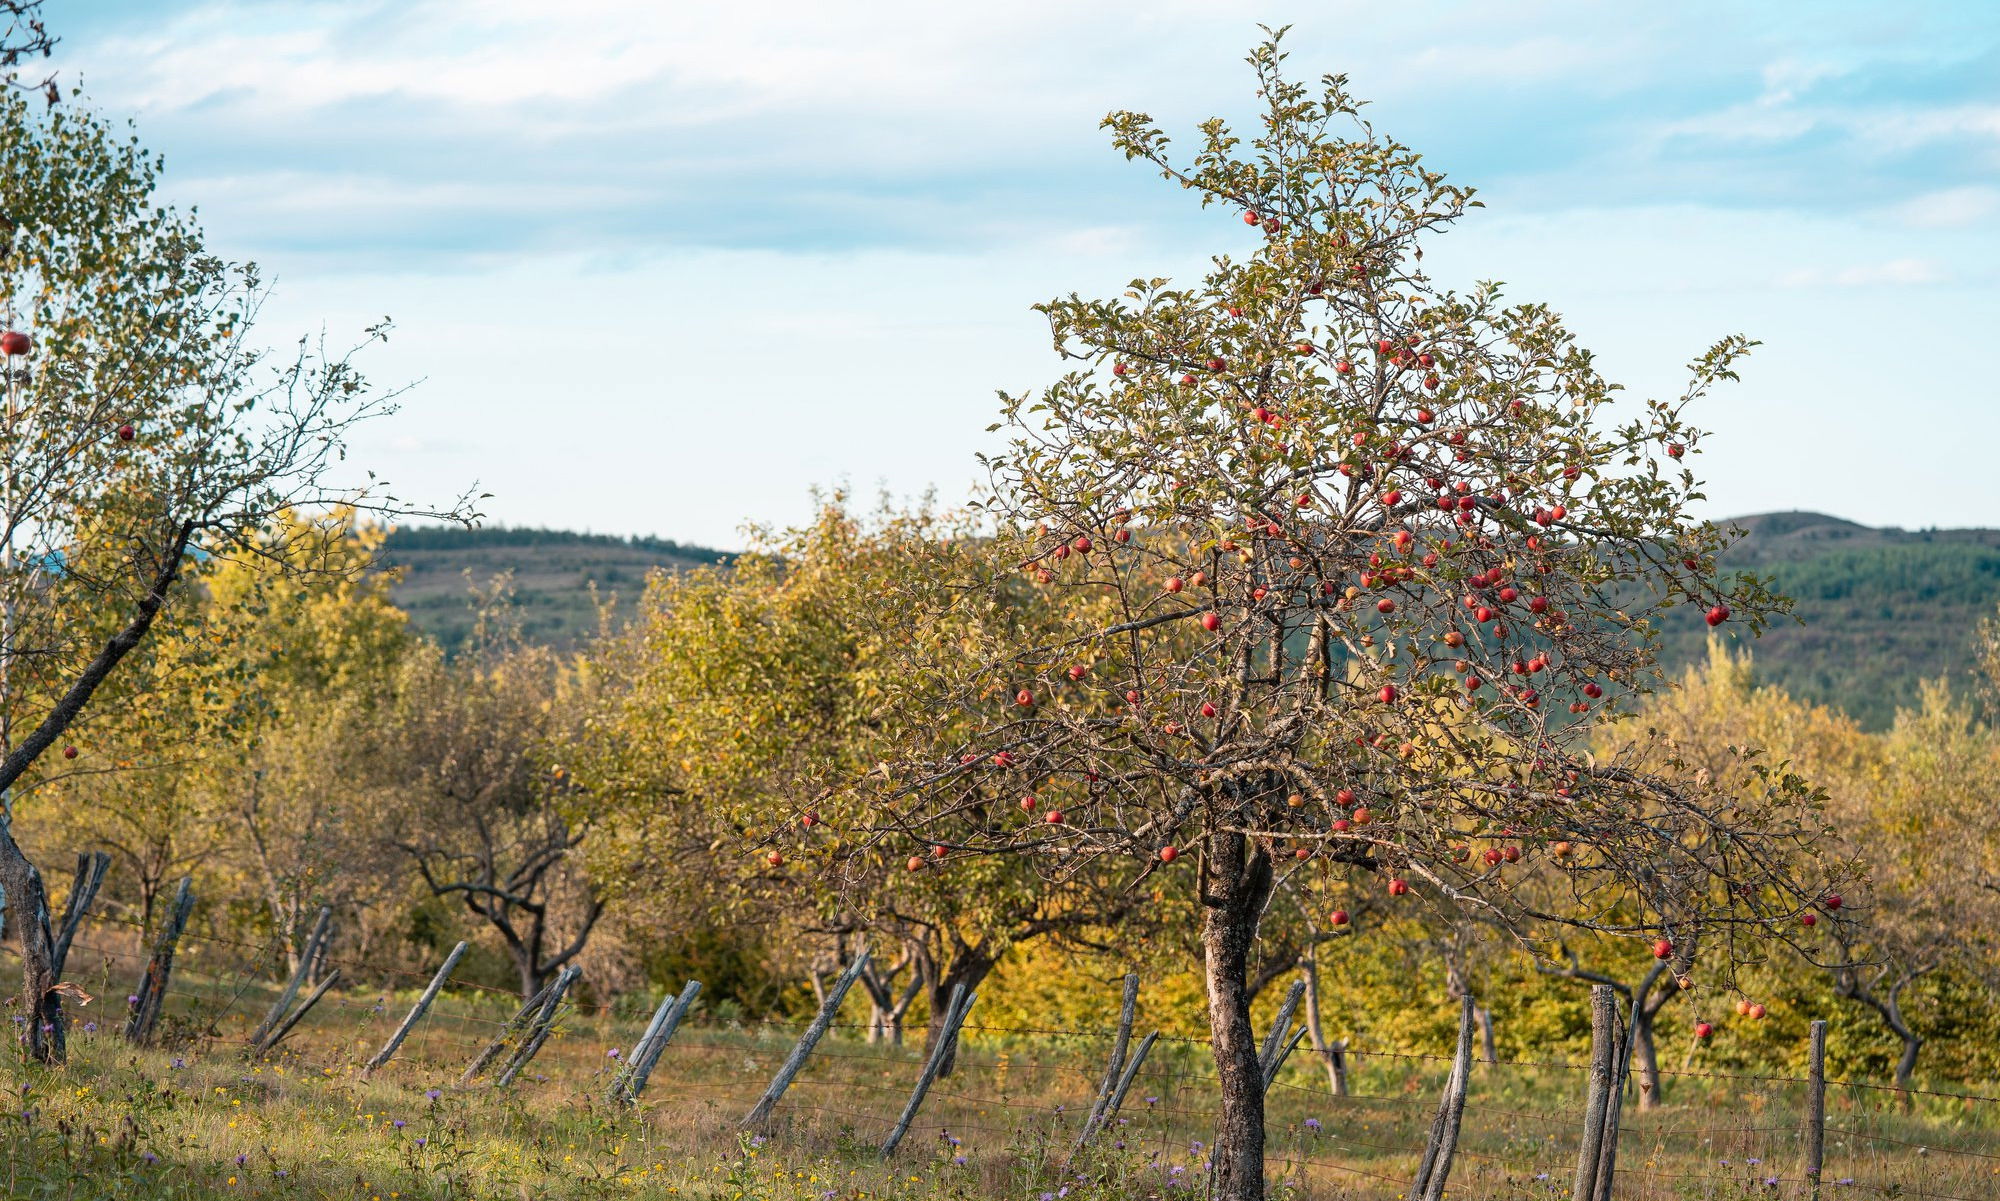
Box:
380;512;2000;728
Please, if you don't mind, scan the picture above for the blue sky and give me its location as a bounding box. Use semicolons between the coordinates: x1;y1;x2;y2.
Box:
44;1;2000;548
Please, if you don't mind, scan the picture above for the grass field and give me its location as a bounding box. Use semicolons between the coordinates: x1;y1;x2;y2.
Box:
6;937;1998;1201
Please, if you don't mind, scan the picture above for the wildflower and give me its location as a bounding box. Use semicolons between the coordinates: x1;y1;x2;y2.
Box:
82;1022;97;1034
141;1152;159;1165
1145;1096;1158;1106
1303;1117;1321;1132
415;1138;427;1148
171;1058;186;1070
235;1155;247;1166
607;1047;621;1058
392;1119;406;1129
425;1089;441;1101
953;1155;967;1166
127;995;140;1007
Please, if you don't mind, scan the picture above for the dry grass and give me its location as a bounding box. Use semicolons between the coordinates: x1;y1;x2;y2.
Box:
4;955;1997;1201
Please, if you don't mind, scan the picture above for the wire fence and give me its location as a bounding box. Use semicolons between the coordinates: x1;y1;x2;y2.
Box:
15;911;2000;1201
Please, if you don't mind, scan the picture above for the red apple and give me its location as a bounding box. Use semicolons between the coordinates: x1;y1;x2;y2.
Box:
1695;1021;1713;1039
1352;807;1372;824
118;424;136;441
1653;938;1674;960
766;851;784;867
1387;878;1409;896
1336;788;1356;806
907;856;924;872
1377;684;1397;704
1200;701;1217;718
1021;795;1037;811
1206;356;1227;373
1159;846;1178;863
1330;909;1349;926
1706;604;1730;627
1801;913;1817;927
1376;598;1395;614
1201;612;1220;631
1165;576;1183;593
1045;810;1063;824
62;745;77;760
1242;210;1261;225
1068;664;1088;681
1824;894;1842;910
1748;1003;1767;1020
1015;689;1034;707
0;330;30;356
1334;359;1353;374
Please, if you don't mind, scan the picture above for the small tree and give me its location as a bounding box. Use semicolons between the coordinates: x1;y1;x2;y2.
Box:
385;618;598;1000
821;34;1848;1198
0;87;473;1062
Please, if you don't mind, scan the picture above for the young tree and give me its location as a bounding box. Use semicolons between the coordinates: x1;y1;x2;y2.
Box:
384;622;598;1000
583;500;1141;1063
818;35;1847;1198
0;87;472;1061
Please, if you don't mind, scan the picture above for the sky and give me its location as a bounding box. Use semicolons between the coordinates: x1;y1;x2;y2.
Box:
37;0;2000;549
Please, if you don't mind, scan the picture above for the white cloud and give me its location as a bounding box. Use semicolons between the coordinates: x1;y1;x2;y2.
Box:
1774;257;1946;288
1891;185;2000;228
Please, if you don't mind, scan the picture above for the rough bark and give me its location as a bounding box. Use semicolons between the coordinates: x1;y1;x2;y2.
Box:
923;947;996;1078
1201;828;1275;1201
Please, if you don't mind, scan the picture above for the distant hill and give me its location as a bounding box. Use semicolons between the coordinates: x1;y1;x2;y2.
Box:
375;526;734;650
375;513;2000;728
1656;511;2000;729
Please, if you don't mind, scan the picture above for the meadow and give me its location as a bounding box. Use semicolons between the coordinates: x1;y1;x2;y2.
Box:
7;926;1997;1201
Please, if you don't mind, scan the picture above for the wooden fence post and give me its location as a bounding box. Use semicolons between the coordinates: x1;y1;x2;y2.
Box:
1591;983;1638;1201
1257;978;1307;1078
124;877;195;1046
361;941;468;1078
495;965;579;1088
1805;1019;1827;1201
51;850;110;980
1103;1030;1159;1126
881;983;976;1158
460;977;558;1087
742;949;870;1130
253;970;341;1055
250;906;330;1047
1571;985;1617;1201
1262;1025;1308;1093
609;986;680;1103
1077;973;1139;1148
1412;994;1476;1201
622;979;702;1103
1329;1038;1350;1096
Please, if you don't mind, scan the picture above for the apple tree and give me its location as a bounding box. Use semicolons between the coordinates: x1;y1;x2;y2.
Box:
581;499;1147;1060
0;85;473;1062
820;35;1850;1198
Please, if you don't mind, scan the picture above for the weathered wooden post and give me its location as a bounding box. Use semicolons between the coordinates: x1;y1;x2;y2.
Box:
1412;994;1476;1201
742;949;870;1130
1103;1030;1159;1124
1328;1038;1350;1096
1262;1025;1308;1093
124;876;195;1046
361;941;468;1078
609;985;679;1103
1257;978;1307;1078
1077;973;1139;1148
51;850;110;979
250;906;330;1047
621;979;702;1104
1571;985;1618;1201
1590;981;1642;1201
881;982;976;1158
495;965;580;1087
460;977;559;1087
1804;1019;1828;1201
253;969;341;1055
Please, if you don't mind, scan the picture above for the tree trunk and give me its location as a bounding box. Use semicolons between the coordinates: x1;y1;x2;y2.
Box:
1632;1013;1664;1109
1476;1006;1496;1064
1202;828;1275;1201
0;838;64;1063
924;950;995;1078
